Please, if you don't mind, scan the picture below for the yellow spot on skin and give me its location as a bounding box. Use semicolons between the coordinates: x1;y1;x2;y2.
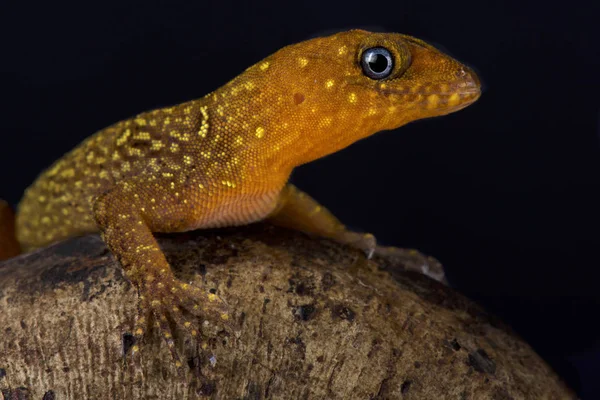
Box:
131;345;140;353
151;140;165;151
133;131;151;140
198;106;209;137
338;45;347;55
170;130;191;141
183;155;193;165
259;61;270;71
325;79;335;88
427;94;440;109
348;93;358;104
175;361;182;368
448;93;461;106
134;118;147;126
255;126;265;138
135;328;144;336
60;169;75;178
298;57;308;68
208;293;217;302
221;314;229;321
116;129;131;146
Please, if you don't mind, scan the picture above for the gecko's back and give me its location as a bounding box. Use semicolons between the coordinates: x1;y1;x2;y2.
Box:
16;101;204;249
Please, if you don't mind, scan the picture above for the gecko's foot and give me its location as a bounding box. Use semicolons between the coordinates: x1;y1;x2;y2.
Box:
374;246;447;284
335;231;447;284
132;274;232;370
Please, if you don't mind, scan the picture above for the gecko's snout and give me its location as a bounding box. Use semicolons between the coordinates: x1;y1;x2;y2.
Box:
455;66;481;96
438;66;481;113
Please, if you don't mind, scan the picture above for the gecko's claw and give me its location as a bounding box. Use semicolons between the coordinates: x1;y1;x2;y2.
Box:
337;231;377;259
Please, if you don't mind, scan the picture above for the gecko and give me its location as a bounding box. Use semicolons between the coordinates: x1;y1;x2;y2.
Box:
0;30;480;367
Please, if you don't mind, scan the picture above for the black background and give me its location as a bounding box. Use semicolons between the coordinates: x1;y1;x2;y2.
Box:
1;0;599;397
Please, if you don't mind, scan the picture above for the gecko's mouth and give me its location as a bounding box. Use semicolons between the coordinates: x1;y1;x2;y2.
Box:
385;67;481;113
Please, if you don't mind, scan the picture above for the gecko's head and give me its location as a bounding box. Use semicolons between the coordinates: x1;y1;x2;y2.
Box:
242;30;481;164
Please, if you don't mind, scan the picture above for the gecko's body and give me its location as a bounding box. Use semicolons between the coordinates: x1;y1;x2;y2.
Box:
1;30;480;365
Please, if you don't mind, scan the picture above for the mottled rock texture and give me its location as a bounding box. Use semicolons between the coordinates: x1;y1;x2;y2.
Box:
0;224;575;399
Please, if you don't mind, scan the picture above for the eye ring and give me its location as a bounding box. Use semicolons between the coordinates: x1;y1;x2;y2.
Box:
361;47;394;80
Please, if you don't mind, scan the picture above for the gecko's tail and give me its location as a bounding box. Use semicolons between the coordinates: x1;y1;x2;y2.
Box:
0;199;21;261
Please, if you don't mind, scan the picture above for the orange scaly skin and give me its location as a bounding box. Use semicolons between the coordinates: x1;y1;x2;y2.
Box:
8;30;480;367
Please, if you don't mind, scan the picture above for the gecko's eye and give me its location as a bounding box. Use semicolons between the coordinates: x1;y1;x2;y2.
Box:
361;47;394;80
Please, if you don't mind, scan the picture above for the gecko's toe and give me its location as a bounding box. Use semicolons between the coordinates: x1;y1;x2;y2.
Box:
132;274;233;372
375;246;448;285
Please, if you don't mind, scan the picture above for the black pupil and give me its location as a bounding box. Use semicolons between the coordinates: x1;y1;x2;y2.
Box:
367;53;389;73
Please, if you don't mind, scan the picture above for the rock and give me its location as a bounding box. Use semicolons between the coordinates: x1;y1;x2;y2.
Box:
0;224;575;399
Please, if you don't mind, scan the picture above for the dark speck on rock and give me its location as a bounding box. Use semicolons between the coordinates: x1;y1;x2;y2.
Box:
0;368;5;378
401;380;412;394
294;304;316;321
332;304;355;322
122;333;135;355
288;277;314;296
1;387;29;400
43;390;56;400
467;349;496;374
321;272;335;291
447;338;461;351
262;298;270;313
450;339;460;351
198;380;216;396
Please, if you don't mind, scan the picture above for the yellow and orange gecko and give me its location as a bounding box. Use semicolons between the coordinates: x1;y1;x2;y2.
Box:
0;30;480;365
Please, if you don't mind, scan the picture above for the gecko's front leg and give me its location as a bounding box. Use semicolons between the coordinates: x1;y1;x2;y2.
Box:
268;184;446;283
92;184;230;366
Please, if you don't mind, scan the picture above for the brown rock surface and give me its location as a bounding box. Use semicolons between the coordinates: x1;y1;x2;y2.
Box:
0;224;575;399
